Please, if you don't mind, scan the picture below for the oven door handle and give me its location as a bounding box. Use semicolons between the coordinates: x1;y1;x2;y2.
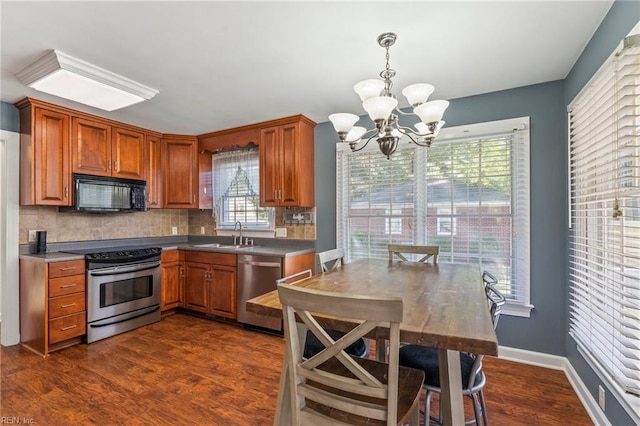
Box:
89;262;160;277
89;305;160;328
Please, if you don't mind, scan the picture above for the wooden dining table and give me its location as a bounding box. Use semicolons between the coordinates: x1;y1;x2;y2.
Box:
246;258;499;426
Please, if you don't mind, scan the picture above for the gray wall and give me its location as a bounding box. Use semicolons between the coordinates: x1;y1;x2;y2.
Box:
1;102;19;132
563;1;639;425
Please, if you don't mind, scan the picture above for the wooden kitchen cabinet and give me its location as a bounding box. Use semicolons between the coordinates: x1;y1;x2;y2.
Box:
259;116;316;207
72;118;146;180
160;250;183;313
16;99;72;206
20;257;86;356
111;127;146;180
184;261;209;312
161;135;198;208
146;134;163;208
71;117;111;176
183;251;237;319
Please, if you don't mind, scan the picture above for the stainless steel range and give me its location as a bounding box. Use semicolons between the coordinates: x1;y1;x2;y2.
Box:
69;247;162;343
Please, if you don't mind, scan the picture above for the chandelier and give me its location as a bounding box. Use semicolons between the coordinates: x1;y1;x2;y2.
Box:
329;32;449;159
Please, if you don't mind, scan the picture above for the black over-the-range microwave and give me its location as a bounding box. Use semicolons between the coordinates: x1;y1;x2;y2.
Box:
70;173;147;213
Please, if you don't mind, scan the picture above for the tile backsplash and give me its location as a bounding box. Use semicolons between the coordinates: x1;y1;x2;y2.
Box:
19;206;316;244
19;206;189;244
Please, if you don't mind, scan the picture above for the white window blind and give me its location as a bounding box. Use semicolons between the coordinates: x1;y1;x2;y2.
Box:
337;117;530;313
212;149;273;229
569;34;640;397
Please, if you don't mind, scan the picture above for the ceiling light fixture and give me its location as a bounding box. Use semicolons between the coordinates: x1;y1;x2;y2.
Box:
329;32;449;159
15;50;158;112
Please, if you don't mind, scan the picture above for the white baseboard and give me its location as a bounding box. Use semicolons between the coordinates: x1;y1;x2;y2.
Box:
498;345;610;426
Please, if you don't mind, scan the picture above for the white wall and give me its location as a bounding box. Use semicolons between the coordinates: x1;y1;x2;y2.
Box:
1;129;20;345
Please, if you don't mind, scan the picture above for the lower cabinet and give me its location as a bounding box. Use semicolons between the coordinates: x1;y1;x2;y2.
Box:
160;250;184;312
20;257;86;356
183;251;237;319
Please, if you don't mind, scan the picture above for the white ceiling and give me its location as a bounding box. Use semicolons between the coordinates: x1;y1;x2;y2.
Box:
1;1;613;135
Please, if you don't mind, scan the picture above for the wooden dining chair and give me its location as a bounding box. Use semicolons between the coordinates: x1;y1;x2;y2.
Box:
398;283;506;426
277;267;369;359
317;247;345;272
277;283;424;425
388;244;439;264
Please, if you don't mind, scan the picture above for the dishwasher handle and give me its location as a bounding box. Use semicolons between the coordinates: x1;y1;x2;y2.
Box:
238;257;281;268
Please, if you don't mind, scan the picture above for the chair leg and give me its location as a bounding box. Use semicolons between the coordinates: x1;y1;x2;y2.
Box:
470;393;482;426
425;389;440;426
479;389;488;426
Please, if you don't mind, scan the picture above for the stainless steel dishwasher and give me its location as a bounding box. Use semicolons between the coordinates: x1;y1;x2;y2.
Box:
237;254;282;332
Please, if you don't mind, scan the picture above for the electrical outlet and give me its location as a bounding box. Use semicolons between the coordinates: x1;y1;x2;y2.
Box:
28;230;38;242
598;385;605;410
171;226;178;235
275;227;287;238
200;226;205;235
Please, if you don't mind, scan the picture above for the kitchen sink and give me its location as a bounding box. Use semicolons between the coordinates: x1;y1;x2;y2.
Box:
191;243;261;250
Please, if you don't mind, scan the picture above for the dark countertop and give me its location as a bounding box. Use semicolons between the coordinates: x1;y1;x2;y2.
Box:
19;236;316;261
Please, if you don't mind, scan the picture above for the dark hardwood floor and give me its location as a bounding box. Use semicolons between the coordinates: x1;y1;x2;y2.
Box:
1;314;592;425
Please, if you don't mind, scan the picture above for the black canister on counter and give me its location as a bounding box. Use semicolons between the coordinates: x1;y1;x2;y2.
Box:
35;231;47;254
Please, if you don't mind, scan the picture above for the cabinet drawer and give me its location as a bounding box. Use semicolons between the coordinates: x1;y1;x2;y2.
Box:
185;251;236;266
49;293;85;318
49;274;86;297
49;260;85;278
49;312;86;344
161;250;181;262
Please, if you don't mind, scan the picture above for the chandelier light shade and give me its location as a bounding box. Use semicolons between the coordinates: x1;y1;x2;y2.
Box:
15;50;159;111
329;32;449;158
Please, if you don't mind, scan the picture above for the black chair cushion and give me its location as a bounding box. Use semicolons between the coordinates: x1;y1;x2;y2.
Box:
399;345;478;388
304;329;367;359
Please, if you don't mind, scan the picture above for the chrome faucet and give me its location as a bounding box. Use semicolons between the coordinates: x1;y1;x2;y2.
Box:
234;221;243;245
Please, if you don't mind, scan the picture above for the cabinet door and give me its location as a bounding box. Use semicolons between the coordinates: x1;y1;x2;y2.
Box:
278;123;300;206
209;265;237;319
161;261;182;311
184;262;209;312
162;137;198;208
33;108;71;205
259;126;280;206
112;127;146;180
72;117;111;176
146;135;162;208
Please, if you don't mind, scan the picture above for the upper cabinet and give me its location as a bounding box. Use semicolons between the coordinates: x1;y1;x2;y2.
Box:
17;99;72;206
161;135;198;208
146;134;162;208
259;116;316;207
72;117;146;180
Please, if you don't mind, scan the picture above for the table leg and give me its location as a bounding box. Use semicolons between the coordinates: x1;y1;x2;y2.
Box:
438;348;465;426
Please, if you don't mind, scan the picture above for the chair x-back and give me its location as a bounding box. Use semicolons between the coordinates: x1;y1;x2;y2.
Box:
277;283;424;425
388;244;439;264
317;247;345;272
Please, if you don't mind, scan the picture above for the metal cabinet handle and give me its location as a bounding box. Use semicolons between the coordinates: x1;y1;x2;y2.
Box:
108;159;112;171
61;324;77;331
59;267;77;271
60;283;77;288
114;160;119;172
64;186;68;198
60;303;77;308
